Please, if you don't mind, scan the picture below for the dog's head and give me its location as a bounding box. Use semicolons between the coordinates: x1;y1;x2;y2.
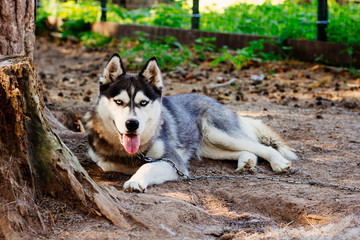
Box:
96;53;163;154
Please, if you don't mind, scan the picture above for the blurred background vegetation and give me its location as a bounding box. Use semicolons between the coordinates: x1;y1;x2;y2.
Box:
35;0;360;71
37;0;360;45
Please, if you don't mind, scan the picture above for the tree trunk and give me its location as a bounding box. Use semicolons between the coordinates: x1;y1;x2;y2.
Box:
0;56;139;239
0;0;36;58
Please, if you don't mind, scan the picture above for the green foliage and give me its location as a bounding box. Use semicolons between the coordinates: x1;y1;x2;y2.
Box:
202;0;317;41
39;0;101;23
61;19;90;38
36;7;50;33
37;0;360;45
118;32;191;71
211;39;280;70
60;19;111;48
117;34;282;71
37;0;359;68
340;45;358;67
201;0;360;45
349;68;360;78
150;1;191;28
80;32;112;48
106;4;151;24
193;37;217;61
107;0;190;27
211;51;246;70
327;0;360;46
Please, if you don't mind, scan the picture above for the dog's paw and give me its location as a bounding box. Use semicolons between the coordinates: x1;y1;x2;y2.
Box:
123;180;147;193
270;157;291;173
236;151;258;172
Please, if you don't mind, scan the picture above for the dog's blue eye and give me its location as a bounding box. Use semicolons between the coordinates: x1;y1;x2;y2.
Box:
114;99;123;105
140;100;149;107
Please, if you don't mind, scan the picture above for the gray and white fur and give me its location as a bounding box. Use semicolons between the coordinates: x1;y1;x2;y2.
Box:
84;53;298;192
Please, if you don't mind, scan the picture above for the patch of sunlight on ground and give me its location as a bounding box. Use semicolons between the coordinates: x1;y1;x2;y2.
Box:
243;215;360;240
161;192;195;203
162;192;241;217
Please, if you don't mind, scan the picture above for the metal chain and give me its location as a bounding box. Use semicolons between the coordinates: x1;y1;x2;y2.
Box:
137;154;360;193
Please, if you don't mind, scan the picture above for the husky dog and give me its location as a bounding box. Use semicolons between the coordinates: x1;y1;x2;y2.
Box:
84;53;298;192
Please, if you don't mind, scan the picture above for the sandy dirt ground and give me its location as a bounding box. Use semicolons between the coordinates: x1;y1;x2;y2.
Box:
33;37;360;239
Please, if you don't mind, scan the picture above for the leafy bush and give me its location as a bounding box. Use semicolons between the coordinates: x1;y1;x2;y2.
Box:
40;0;101;23
60;19;111;48
193;37;217;61
80;32;112;48
36;7;50;33
150;1;191;29
37;0;360;46
201;0;316;41
327;0;360;46
106;4;151;24
211;39;281;70
118;32;191;71
116;33;284;71
61;19;91;38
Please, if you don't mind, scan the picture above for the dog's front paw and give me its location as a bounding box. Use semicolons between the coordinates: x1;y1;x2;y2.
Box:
270;157;291;173
123;180;147;193
236;151;258;172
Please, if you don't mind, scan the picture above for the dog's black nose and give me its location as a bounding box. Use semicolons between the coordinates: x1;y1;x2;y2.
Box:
125;119;139;132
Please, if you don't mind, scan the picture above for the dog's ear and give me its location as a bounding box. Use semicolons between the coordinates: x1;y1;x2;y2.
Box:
99;53;125;85
139;57;163;90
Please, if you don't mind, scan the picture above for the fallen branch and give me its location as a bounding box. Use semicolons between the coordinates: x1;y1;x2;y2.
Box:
210;78;237;89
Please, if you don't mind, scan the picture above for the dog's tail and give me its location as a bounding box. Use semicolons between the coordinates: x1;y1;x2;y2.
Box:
242;117;298;161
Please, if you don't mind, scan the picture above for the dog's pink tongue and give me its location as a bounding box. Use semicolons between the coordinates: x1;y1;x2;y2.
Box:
123;134;140;154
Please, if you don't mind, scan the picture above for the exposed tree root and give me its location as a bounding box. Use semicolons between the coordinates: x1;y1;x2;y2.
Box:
0;55;144;239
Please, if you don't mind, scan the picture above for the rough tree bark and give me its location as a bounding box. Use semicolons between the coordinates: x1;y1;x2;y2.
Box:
0;0;36;58
0;55;140;239
0;1;139;238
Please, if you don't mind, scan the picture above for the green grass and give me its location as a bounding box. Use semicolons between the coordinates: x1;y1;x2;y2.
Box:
37;0;360;46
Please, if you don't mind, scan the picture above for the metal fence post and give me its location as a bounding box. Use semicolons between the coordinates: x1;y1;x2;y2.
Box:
192;0;200;30
101;0;107;22
317;0;328;41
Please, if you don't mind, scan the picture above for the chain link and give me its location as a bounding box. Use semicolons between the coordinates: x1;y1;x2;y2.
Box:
137;154;360;193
